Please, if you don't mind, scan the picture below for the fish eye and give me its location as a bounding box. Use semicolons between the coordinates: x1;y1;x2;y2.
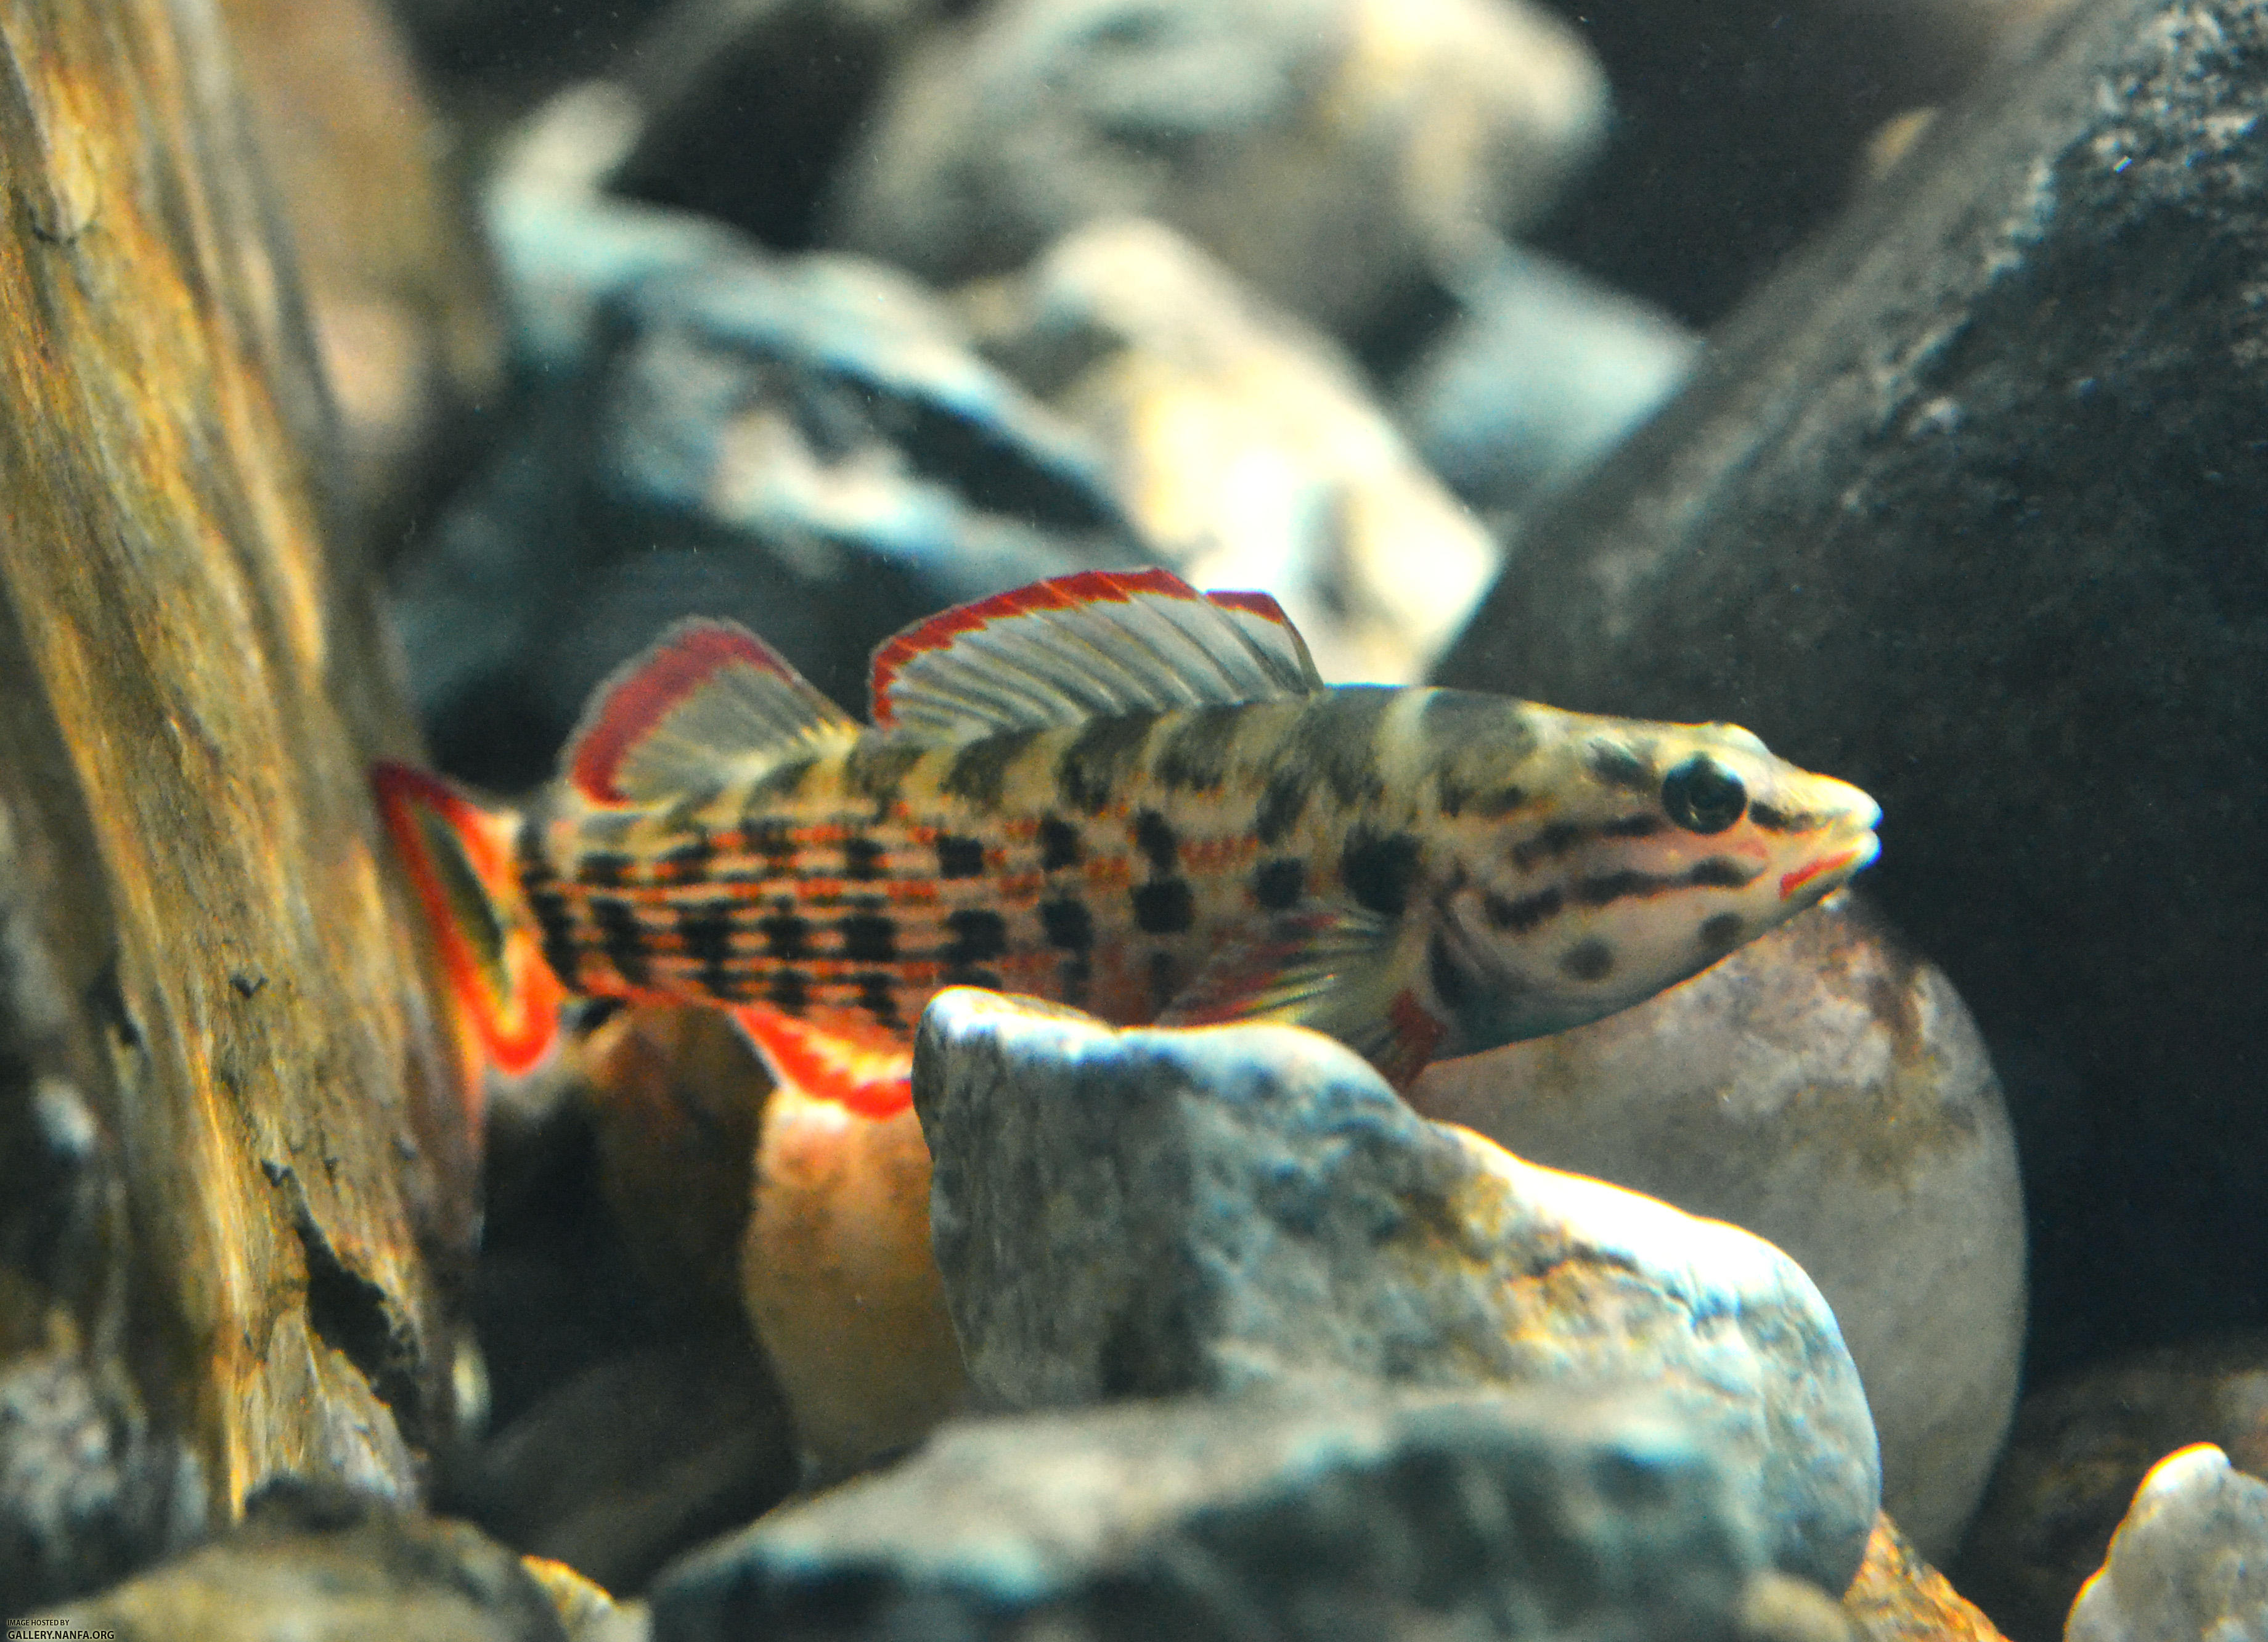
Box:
1662;754;1747;834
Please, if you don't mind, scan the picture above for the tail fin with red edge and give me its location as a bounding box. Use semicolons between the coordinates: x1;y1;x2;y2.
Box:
372;761;564;1077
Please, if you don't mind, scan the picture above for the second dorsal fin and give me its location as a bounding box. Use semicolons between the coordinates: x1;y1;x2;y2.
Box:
868;568;1324;739
565;619;857;805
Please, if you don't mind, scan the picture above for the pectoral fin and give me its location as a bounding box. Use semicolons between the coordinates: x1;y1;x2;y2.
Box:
1157;903;1445;1090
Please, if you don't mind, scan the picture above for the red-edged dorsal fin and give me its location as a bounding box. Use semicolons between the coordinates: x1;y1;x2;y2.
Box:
1155;901;1440;1089
372;761;565;1080
565;619;857;806
868;568;1325;738
728;1004;913;1119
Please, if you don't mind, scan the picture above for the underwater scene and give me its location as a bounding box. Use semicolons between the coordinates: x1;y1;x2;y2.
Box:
0;0;2261;1635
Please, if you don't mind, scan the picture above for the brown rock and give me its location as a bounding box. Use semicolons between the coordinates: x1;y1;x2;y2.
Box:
1844;1513;2009;1642
1957;1334;2268;1642
0;0;467;1604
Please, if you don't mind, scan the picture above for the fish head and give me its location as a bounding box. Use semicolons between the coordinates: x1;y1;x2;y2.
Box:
1421;706;1880;1055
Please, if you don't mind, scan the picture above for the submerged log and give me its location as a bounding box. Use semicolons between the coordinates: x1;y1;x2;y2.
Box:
0;0;465;1609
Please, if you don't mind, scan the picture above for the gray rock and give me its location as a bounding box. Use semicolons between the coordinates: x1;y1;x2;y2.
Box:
391;190;1145;787
650;1387;1773;1642
823;0;1606;338
2064;1444;2268;1642
1434;0;2268;1375
961;216;1501;682
1395;241;1696;518
1410;891;2024;1564
33;1479;569;1641
911;991;1880;1593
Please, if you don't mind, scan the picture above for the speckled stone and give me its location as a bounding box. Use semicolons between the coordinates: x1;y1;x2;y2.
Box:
650;1387;1772;1642
2065;1444;2268;1642
961;216;1500;683
36;1479;569;1641
1958;1333;2268;1642
1410;891;2023;1562
823;0;1605;338
912;990;1882;1593
1841;1513;2008;1642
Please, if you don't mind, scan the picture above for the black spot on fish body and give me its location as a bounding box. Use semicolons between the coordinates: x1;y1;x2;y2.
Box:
944;909;1010;966
1057;953;1091;1006
1283;690;1393;808
1132;811;1180;874
1420;692;1538;817
1575;870;1668;907
1484;886;1562;933
1254;769;1310;847
656;831;715;885
591;897;649;986
844;836;886;881
1585;741;1652;791
1038;815;1082;871
856;971;901;1026
1154;706;1242;791
1254;858;1304;910
1699;912;1745;950
759;907;810;961
1686;857;1756;889
1058;713;1159;814
743;755;818;808
1746;801;1799;833
747;819;797;878
1341;830;1421;918
1041;897;1094;952
845;738;924;815
1599;814;1666;839
943;728;1041;810
767;967;809;1013
1561;940;1615;981
525;883;582;990
578;850;635;888
936;835;985;879
1132;880;1194;935
1511;822;1585;872
840;913;896;962
679;901;745;1000
1426;929;1471;1016
1147;950;1180;1015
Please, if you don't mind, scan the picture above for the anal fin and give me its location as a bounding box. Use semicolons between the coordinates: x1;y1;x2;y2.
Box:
1157;902;1444;1090
728;1004;914;1119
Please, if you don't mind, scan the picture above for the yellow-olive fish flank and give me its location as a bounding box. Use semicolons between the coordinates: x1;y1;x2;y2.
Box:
375;569;1880;1116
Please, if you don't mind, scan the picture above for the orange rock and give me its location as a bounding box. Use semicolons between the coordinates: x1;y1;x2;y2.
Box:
1843;1513;2009;1642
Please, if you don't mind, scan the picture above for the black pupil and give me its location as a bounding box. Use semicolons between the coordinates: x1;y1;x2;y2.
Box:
1662;755;1747;834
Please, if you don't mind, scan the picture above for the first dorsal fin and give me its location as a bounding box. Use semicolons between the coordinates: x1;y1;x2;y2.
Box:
868;568;1324;739
565;619;857;805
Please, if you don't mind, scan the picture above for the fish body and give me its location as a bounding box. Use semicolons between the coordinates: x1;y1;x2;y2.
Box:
377;569;1879;1113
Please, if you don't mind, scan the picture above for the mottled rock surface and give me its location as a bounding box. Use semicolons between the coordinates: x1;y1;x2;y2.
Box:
1411;892;2022;1562
2063;1444;2268;1642
1959;1333;2268;1642
392;206;1140;786
1842;1513;2009;1642
33;1482;569;1640
825;0;1606;338
913;991;1880;1593
651;1388;1774;1642
1436;0;2268;1374
963;217;1499;682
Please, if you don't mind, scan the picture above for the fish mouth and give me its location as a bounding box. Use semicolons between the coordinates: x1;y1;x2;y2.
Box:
1779;796;1882;904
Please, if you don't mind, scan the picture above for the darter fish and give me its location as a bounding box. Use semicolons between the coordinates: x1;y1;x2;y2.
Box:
375;568;1880;1114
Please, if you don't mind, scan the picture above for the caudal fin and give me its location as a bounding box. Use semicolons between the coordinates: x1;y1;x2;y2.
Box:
372;761;564;1077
